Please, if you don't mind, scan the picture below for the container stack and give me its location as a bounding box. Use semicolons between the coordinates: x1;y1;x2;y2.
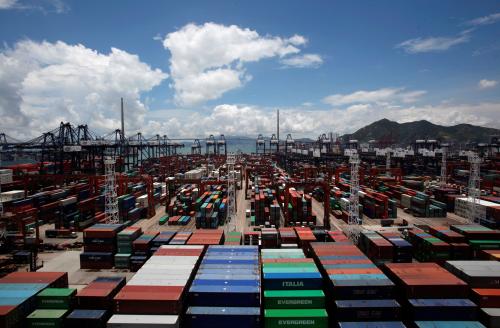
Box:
262;248;328;328
112;245;203;326
171;215;193;226
285;188;316;226
80;223;124;269
295;227;317;255
252;187;279;226
359;230;394;264
76;277;126;310
244;231;261;246
450;225;500;252
261;227;279;248
0;168;13;184
279;227;298;247
36;288;76;310
444;261;500;328
168;184;199;217
25;288;77;328
186;245;261;328
151;231;176;252
407;229;451;262
454;198;500;228
65;309;110;328
378;231;413;263
129;230;159;271
359;189;391;220
311;242;400;325
169;231;192;245
384;262;482;325
224;231;242;245
117;194;137;223
115;226;142;269
328;230;350;243
428;226;471;260
58;196;78;230
132;231;159;256
194;190;227;228
0;272;68;328
187;229;224;245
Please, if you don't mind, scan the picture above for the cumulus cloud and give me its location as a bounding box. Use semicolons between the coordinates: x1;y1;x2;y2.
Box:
0;0;17;9
281;54;323;68
396;30;471;54
161;22;315;107
142;101;500;139
322;88;426;106
467;12;500;26
0;40;167;139
478;79;498;89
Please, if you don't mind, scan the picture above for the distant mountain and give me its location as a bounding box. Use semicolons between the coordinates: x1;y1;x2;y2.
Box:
342;119;499;144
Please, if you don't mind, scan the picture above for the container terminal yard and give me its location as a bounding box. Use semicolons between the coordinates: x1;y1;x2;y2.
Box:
0;121;498;328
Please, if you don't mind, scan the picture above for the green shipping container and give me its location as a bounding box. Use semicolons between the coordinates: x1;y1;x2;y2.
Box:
159;216;169;225
264;309;327;328
36;288;76;309
264;290;325;309
469;240;500;250
27;309;67;328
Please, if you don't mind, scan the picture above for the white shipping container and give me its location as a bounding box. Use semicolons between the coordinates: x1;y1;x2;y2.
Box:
138;266;196;273
0;174;13;185
127;278;189;286
60;196;77;206
132;270;191;278
0;190;24;202
107;314;179;328
145;257;198;265
401;194;412;208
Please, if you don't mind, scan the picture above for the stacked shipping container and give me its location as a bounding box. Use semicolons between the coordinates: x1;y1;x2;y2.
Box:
262;248;328;328
111;245;203;326
186;245;261;328
0;272;68;328
194;188;227;229
311;242;401;324
80;223;124;269
384;262;482;325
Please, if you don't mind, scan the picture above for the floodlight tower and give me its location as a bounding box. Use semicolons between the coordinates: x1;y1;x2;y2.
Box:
440;146;447;187
0;155;3;218
467;151;481;224
225;153;236;232
104;156;120;224
386;149;391;177
347;153;362;242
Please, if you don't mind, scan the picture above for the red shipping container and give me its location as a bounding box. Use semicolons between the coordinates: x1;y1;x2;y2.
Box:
471;288;500;308
114;286;184;315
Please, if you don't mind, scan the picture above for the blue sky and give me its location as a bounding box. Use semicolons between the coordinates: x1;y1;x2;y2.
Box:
0;0;499;139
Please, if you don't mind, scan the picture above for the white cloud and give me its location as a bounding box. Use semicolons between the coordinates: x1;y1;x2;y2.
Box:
0;40;167;139
467;12;500;26
161;22;314;107
288;34;308;46
0;0;68;13
0;0;17;9
322;87;426;106
478;79;498;89
281;54;323;68
396;30;471;54
141;101;500;139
